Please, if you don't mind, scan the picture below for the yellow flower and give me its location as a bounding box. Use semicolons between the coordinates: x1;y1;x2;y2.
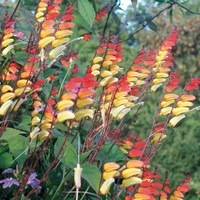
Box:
103;162;120;172
103;170;120;180
1;85;13;93
100;178;115;195
177;101;193;107
122;168;142;179
75;109;94;120
102;60;112;67
151;133;167;144
0;100;13;115
122;177;142;188
1;92;15;103
168;114;185;127
57;111;75;122
161;100;175;108
93;57;103;64
76;98;93;108
172;107;189;116
126;160;144;168
56;100;74;111
38;36;55;48
31;116;41;126
160;107;172;116
164;94;179;101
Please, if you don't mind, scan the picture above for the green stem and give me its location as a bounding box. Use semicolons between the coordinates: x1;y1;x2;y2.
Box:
51;168;72;200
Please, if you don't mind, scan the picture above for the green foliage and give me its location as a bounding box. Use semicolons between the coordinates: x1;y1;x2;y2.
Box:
0;0;199;199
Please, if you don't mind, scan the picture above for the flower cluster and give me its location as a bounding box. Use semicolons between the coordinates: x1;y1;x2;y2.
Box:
151;29;178;92
36;0;75;59
1;11;16;56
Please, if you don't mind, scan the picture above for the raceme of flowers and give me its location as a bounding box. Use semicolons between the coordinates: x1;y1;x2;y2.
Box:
0;1;199;199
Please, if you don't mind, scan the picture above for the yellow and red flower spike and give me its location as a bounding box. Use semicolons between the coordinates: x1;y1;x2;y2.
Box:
169;174;190;200
151;29;178;92
49;4;75;58
35;0;49;22
1;12;16;55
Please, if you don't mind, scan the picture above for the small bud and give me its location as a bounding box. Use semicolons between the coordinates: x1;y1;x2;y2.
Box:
74;164;83;189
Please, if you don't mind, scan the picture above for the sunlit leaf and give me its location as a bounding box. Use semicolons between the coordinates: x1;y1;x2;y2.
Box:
81;162;101;193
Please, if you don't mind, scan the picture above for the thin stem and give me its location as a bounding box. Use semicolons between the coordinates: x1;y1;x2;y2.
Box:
102;1;118;36
175;1;200;15
51;168;72;200
121;3;175;43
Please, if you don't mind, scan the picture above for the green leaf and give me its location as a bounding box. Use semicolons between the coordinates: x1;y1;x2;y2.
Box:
54;138;77;167
81;163;101;193
0;142;9;155
14;51;28;65
6;135;27;166
74;11;93;32
80;150;92;163
147;21;157;32
0;152;13;169
0;128;28;166
97;143;125;162
111;12;121;26
0;128;25;140
77;0;95;28
16;114;31;132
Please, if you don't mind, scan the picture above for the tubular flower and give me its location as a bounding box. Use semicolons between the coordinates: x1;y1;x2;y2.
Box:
151;132;167;144
57;110;75;122
100;162;120;195
168;115;186;127
126;160;144;168
100;178;115;195
122;177;142;188
74;164;83;189
103;170;120;180
151;29;178;92
0;100;13;116
122;168;142;179
103;162;120;172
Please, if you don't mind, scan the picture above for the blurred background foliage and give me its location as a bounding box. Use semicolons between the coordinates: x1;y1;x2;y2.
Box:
0;0;199;199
